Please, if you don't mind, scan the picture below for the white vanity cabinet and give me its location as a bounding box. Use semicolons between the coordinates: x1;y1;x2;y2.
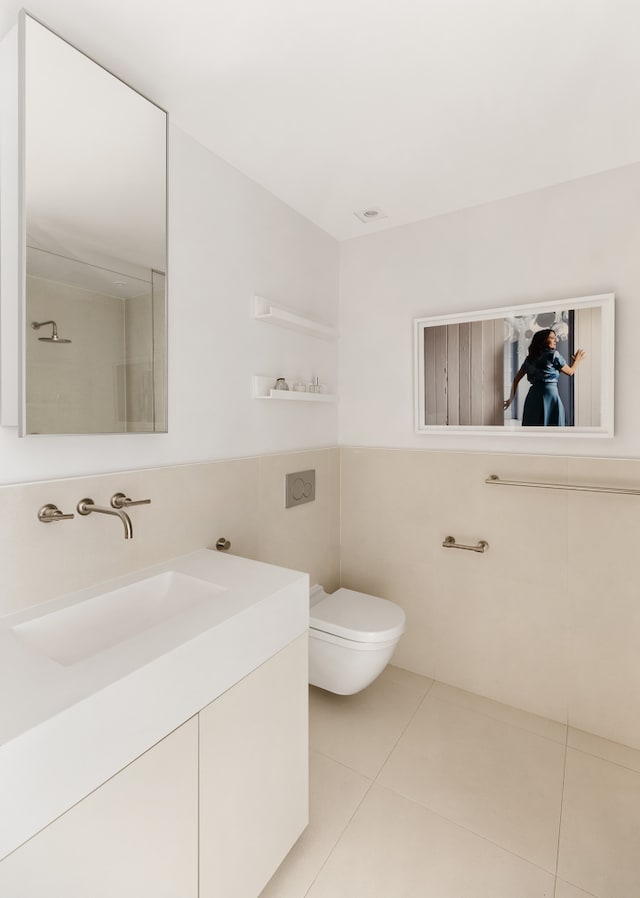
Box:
0;717;199;898
200;632;308;898
0;635;308;898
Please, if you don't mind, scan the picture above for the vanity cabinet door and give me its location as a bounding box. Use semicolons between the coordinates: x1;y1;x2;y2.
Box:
0;717;198;898
199;633;309;898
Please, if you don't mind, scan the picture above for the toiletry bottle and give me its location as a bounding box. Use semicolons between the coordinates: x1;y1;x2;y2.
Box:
307;376;324;394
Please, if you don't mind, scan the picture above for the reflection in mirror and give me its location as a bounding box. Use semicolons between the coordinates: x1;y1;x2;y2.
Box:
414;294;614;435
22;14;167;435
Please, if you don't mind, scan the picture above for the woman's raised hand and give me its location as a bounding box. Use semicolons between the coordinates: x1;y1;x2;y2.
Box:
572;349;586;364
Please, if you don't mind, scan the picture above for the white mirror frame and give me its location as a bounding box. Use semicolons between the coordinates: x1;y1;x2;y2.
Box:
414;293;614;436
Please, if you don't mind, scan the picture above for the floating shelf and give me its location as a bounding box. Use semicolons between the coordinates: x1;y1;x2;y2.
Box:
252;296;338;341
253;376;337;402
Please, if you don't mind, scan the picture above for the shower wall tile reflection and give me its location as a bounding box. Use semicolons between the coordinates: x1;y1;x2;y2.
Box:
26;268;162;434
26;276;126;434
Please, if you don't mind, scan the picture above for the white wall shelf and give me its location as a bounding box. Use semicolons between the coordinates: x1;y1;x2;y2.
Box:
252;296;338;341
253;376;336;403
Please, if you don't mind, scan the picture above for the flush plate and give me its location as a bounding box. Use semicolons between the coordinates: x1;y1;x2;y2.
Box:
285;469;316;508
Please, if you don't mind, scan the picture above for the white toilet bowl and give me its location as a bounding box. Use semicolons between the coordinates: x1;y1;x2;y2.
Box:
309;585;406;695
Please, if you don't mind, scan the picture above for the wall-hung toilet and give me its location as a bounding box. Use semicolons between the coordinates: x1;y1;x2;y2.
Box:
309;585;406;695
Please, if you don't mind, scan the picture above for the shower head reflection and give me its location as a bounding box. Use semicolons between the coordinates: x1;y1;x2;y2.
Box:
31;320;72;343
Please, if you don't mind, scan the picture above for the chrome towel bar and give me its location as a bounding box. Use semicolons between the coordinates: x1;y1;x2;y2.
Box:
442;536;489;554
486;474;640;496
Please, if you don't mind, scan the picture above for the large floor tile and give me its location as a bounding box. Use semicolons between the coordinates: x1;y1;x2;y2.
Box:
558;748;640;898
309;666;432;778
378;694;565;871
306;785;555;898
259;752;370;898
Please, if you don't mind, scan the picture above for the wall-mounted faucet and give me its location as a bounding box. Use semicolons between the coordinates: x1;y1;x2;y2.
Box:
77;498;133;540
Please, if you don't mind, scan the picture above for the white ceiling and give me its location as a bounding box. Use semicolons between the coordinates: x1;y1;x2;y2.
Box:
3;0;640;240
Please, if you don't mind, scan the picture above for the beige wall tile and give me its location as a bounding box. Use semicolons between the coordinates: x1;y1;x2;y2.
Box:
566;458;640;747
341;450;567;722
340;448;569;577
325;447;341;593
341;554;441;680
0;450;339;618
258;449;337;589
0;472;145;613
131;458;261;568
431;567;569;722
340;447;640;746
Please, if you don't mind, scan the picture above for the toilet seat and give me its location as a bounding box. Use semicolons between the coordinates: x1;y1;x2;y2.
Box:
310;588;405;644
309;627;400;652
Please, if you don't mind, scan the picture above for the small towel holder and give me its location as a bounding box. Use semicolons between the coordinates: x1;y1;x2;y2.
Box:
442;535;489;554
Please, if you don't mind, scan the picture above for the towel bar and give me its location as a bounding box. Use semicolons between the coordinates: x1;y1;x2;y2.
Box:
486;474;640;496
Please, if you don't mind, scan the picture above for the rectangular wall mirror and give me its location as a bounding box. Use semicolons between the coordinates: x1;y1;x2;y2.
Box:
20;13;167;435
414;293;614;436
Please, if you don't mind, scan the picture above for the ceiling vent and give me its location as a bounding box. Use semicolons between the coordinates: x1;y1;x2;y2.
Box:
354;207;387;224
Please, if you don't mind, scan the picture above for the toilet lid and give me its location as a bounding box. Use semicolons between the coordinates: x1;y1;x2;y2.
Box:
310;588;405;644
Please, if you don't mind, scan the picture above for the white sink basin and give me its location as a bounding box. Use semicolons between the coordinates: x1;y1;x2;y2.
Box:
12;571;226;666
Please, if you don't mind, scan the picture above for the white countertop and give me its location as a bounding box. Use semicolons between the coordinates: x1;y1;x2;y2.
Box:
0;549;309;860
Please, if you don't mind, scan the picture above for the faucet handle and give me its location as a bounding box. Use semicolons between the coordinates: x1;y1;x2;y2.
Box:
110;492;152;509
38;503;75;523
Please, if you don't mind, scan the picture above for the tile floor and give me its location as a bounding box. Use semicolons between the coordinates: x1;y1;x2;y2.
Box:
259;666;640;898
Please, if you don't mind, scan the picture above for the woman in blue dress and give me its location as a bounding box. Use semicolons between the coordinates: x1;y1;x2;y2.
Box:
504;329;586;426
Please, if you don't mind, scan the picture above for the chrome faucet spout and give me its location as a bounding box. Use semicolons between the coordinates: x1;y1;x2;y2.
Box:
76;498;133;539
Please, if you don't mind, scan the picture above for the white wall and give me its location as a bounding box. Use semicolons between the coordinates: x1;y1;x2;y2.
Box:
0;124;339;484
339;162;640;457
